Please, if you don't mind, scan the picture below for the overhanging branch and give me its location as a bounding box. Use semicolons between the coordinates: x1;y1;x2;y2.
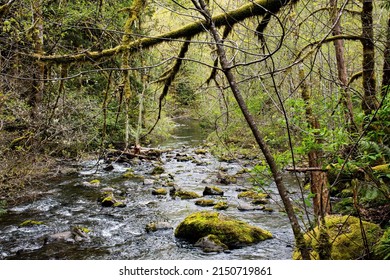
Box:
29;0;296;64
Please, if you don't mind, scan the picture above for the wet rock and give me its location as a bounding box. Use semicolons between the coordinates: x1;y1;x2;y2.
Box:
103;164;114;171
175;153;195;162
213;201;229;210
194;148;208;155
81;179;101;187
19;220;44;227
217;171;237;185
172;189;201;200
44;226;90;244
252;198;270;205
195;199;216;207
143;178;155;186
151;165;165;175
237;202;264;211
203;186;224;196
237;190;270;200
98;192;126;208
195;234;228;253
152;188;168;196
145;221;173;233
175;211;272;249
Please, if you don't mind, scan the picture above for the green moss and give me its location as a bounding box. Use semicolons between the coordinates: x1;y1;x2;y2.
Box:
174;190;201;200
293;215;383;260
213;201;229;210
152;188;168;195
19;220;44;227
203;186;224;196
151;165;165;175
195;199;216;207
73;226;91;234
175;211;272;248
238;190;269;200
374;228;390;260
89;179;100;185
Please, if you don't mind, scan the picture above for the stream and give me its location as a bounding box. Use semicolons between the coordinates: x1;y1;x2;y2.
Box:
0;119;300;260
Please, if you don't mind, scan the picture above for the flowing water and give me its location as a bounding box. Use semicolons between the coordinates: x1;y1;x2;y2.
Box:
0;119;300;260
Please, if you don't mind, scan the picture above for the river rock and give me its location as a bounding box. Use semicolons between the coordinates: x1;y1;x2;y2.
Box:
213;201;229;210
203;186;224;196
237;202;264;211
44;226;90;244
152;188;168;196
145;221;173;233
195;199;216;207
172;189;201;200
194;234;229;253
216;171;237;185
175;211;272;249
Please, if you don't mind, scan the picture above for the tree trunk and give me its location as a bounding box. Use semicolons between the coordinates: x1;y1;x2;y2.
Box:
298;64;331;218
195;0;311;260
361;0;378;116
329;0;356;131
30;0;45;117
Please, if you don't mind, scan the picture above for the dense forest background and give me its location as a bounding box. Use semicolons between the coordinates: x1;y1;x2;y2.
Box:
0;0;389;259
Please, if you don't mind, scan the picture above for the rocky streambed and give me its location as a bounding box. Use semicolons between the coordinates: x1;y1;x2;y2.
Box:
0;121;301;260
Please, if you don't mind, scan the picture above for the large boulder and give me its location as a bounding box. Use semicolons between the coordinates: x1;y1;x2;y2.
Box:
293;215;383;260
175;211;272;249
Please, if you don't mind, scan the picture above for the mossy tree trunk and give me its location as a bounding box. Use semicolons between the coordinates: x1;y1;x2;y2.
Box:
298;64;331;218
329;0;356;132
193;0;311;260
30;0;45;118
361;0;379;116
120;0;146;149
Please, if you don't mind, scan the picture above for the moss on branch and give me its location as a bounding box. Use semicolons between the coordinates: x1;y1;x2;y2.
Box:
30;0;295;64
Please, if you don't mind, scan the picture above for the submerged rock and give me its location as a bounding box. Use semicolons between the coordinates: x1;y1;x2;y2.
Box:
194;234;229;253
203;186;224;196
293;215;383;260
44;226;90;244
145;221;173;233
175;211;272;249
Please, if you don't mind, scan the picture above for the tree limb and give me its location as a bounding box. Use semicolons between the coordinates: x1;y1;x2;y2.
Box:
29;0;296;64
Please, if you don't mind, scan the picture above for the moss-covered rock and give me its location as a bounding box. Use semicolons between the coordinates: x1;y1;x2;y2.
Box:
194;234;229;253
293;215;383;260
213;201;229;210
145;221;173;233
151;165;165;175
217;171;237;185
19;220;44;227
98;192;126;208
203;186;224;196
152;188;168;196
175;211;272;248
238;190;269;200
195;199;216;207
174;189;201;200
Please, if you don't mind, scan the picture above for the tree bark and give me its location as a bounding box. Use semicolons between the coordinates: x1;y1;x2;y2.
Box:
329;0;356;131
361;0;378;116
194;0;311;260
30;0;45;117
298;64;331;217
